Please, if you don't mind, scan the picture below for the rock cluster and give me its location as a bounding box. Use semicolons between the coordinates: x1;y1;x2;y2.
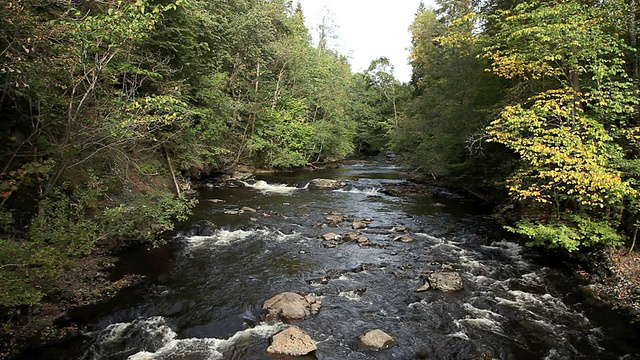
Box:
262;292;321;322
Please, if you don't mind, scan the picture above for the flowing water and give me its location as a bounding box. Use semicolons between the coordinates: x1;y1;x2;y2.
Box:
22;159;640;359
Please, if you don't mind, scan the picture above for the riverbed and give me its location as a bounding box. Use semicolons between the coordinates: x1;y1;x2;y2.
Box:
21;159;640;359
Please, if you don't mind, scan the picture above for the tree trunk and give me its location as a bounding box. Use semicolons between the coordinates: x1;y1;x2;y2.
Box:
164;145;181;197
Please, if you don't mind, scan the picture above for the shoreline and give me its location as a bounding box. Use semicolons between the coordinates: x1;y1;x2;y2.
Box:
0;245;145;360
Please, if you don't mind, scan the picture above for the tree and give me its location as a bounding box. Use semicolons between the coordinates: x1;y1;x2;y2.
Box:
394;1;503;180
484;0;640;251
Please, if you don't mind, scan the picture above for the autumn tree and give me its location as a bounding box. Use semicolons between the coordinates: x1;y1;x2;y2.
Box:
484;0;640;251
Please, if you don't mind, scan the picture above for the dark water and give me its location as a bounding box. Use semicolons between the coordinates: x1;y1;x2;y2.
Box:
21;159;640;359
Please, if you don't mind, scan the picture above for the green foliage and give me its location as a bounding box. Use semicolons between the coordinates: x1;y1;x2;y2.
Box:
0;0;358;312
249;97;315;168
102;191;195;242
514;215;623;252
395;1;503;179
351;58;409;155
484;0;640;251
0;179;194;308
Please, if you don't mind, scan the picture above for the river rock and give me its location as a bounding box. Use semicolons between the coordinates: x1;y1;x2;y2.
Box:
426;271;463;291
357;237;370;245
343;232;359;241
390;225;409;232
262;292;321;322
308;178;347;190
267;326;317;356
359;329;397;350
393;235;414;243
322;232;338;241
326;215;345;226
241;206;257;212
352;220;368;230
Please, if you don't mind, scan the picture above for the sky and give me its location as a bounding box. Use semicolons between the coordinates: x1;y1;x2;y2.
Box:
297;0;437;83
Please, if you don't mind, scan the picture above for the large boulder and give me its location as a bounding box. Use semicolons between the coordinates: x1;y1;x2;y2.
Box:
267;326;317;356
262;292;321;322
359;329;397;350
426;271;463;291
308;179;347;190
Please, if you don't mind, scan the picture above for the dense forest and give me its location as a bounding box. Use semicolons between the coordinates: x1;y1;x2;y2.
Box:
1;0;640;355
400;0;640;253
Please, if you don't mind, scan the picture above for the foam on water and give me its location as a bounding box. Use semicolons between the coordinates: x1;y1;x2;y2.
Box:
241;180;299;195
185;229;271;247
334;187;381;195
462;303;503;321
90;316;285;360
274;231;302;242
447;331;470;341
414;232;446;243
455;317;502;334
338;290;362;301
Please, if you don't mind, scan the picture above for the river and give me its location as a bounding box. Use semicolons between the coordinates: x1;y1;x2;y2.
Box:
21;159;640;359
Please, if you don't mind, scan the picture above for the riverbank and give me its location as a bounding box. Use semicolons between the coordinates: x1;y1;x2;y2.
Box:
0;245;145;360
580;248;640;322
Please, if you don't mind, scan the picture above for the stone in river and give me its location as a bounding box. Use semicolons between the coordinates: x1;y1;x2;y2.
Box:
343;232;359;241
426;271;463;291
262;292;321;322
322;232;338;241
357;237;370;245
390;225;409;232
359;329;397;350
393;235;414;243
267;326;317;356
352;220;368;230
326;215;344;226
308;178;347;190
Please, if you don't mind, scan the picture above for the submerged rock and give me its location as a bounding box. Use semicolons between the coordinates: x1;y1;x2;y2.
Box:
267;326;317;356
359;329;397;350
262;292;321;322
308;178;347;190
426;271;463;291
